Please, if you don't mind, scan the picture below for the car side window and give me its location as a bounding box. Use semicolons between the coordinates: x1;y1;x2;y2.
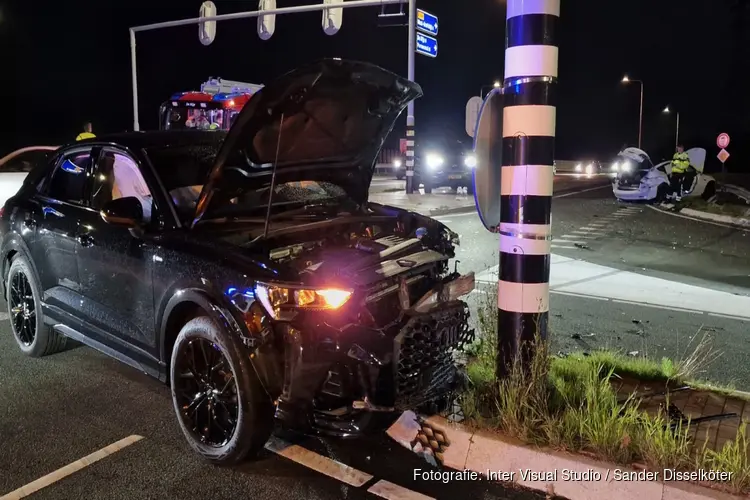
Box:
45;151;92;204
91;151;154;223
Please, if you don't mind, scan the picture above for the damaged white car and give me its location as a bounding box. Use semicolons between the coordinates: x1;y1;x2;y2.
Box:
611;147;716;202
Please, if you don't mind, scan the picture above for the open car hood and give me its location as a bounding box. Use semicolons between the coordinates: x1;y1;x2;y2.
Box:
191;59;422;227
617;147;651;167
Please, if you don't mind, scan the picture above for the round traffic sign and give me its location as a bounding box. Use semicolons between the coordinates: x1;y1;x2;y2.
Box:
717;133;730;149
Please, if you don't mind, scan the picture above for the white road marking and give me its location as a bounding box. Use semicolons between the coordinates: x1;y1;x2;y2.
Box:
553;184;611;198
566;234;598;239
0;435;144;500
552;290;609;301
0;312;8;321
552;239;587;245
577;226;606;232
646;204;749;231
551;244;577;249
709;312;750;321
368;480;435;500
265;436;373;487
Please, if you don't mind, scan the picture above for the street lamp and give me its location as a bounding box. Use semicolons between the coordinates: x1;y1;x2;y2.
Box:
663;106;680;150
480;80;501;99
621;75;644;149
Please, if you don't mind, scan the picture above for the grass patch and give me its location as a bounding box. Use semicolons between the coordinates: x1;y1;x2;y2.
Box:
461;289;750;493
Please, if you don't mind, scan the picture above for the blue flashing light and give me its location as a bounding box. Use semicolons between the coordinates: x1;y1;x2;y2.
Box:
170;92;186;100
225;287;237;296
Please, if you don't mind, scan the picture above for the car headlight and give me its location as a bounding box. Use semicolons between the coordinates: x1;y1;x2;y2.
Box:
464;155;477;168
585;163;593;175
393;159;402;168
255;282;353;319
612;162;619;171
426;153;444;169
575;163;582;172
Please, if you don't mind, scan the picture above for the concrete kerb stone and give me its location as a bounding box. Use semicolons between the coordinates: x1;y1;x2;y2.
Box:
679;208;750;228
420;415;746;500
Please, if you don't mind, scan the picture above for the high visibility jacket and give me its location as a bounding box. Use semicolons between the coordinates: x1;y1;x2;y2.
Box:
671;152;690;173
76;132;96;141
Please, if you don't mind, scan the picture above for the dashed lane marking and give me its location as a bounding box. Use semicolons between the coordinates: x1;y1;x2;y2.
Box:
265;436;373;487
0;435;144;500
368;480;436;500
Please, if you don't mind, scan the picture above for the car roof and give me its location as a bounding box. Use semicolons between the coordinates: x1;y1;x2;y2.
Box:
75;130;228;152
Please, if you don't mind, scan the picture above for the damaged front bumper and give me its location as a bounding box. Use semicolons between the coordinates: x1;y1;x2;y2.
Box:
272;272;476;437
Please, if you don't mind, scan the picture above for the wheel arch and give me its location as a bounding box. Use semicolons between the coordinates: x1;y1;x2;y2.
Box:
1;235;40;298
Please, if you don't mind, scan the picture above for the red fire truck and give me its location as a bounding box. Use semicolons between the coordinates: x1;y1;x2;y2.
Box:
159;78;263;131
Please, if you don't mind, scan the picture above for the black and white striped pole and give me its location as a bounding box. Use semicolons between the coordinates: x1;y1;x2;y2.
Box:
496;0;559;376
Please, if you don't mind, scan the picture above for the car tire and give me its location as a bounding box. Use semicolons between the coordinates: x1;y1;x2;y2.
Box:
702;181;716;201
654;183;669;203
6;255;67;357
170;316;274;465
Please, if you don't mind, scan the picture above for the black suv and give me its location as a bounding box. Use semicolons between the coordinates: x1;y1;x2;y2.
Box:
1;60;475;465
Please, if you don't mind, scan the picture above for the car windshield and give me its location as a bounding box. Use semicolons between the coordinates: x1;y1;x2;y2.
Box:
162;106;226;131
145;143;354;224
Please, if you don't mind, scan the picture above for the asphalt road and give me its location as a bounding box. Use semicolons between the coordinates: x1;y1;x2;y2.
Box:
3;173;749;500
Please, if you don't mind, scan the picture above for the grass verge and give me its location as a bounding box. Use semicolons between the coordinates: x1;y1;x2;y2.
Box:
684;198;750;218
461;289;750;494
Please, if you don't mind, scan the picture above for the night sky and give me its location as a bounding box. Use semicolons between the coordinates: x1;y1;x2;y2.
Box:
1;0;748;170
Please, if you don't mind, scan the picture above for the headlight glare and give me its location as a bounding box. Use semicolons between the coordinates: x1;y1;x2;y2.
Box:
464;155;477;168
256;283;353;319
426;153;444;169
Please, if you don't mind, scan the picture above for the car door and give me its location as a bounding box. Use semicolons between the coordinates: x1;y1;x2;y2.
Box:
75;147;159;360
31;147;96;319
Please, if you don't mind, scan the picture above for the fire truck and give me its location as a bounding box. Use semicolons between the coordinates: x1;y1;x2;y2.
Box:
159;78;263;131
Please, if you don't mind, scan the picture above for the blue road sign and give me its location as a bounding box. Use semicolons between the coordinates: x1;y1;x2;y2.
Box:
416;32;438;58
416;9;438;36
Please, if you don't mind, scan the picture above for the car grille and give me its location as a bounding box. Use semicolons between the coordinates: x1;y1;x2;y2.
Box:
392;301;474;409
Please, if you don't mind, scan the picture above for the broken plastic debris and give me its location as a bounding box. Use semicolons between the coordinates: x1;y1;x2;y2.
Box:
386;411;438;467
628;351;640;357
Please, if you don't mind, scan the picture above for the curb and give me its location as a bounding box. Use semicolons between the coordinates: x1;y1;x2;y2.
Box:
680;208;750;228
420;415;744;500
648;204;750;231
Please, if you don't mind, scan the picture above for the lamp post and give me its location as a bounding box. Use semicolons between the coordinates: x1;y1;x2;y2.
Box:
480;81;501;99
663;106;680;150
621;75;644;149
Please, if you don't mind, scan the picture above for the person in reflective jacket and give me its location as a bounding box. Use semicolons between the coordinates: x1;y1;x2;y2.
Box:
76;121;96;141
669;143;690;201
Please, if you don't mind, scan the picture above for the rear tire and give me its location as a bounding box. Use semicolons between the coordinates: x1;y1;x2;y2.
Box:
6;255;67;357
170;316;274;465
702;181;716;201
654;183;669;203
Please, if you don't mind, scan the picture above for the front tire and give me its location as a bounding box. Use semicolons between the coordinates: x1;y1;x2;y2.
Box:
170;316;273;465
6;255;67;357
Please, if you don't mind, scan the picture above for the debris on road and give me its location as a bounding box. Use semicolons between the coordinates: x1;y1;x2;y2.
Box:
574;243;591;250
628;351;640;357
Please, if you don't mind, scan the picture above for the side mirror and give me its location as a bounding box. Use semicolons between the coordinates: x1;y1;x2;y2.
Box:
100;197;143;228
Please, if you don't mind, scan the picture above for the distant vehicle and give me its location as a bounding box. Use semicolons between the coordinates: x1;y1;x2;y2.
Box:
611;147;716;202
392;138;476;193
159;78;263;131
0;146;58;207
574;160;602;175
1;60;474;465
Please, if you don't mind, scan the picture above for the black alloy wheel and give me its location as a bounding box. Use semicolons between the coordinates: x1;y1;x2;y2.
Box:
9;269;36;347
173;338;239;448
170;316;273;464
6;255;67;357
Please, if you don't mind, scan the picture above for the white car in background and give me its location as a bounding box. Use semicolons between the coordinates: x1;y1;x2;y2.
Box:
611;147;716;202
0;146;58;207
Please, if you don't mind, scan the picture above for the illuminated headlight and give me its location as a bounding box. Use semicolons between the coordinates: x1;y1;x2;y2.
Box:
612;162;620;171
393;159;402;168
464;155;477;168
585;163;594;175
426;153;444;169
621;161;632;173
575;163;582;172
255;282;353;320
